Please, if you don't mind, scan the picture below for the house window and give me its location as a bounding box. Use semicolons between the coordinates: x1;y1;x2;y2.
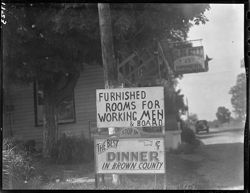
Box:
34;83;76;126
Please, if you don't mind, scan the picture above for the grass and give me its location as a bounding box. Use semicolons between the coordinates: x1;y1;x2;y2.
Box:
4;135;208;190
21;150;209;190
25;142;243;190
3;139;207;190
41;174;166;190
5;128;243;190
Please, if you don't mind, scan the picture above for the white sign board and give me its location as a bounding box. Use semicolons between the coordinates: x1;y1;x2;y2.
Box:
96;87;165;128
95;136;165;174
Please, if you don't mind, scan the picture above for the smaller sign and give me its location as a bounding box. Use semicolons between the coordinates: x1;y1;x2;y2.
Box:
174;55;205;73
119;127;141;137
173;46;206;74
95;136;165;174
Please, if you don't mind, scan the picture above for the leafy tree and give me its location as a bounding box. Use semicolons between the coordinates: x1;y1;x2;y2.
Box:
3;3;210;157
229;73;246;121
208;119;220;128
187;113;198;125
216;106;231;124
175;89;188;116
3;3;102;157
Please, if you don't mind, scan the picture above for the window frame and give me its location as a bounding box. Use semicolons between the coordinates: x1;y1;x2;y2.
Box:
33;82;76;127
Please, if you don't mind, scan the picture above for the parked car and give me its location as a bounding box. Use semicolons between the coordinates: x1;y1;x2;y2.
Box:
195;120;209;134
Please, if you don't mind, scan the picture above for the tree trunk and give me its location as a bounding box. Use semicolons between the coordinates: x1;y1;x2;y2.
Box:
41;73;80;158
42;96;58;158
98;3;118;88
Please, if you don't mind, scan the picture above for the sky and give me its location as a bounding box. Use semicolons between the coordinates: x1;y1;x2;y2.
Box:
177;4;245;121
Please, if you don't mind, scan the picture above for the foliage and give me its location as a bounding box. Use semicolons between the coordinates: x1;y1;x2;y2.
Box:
3;3;210;88
51;4;210;53
208;119;220;128
187;113;198;125
3;4;100;87
178;127;201;154
229;73;246;121
175;90;188;115
170;126;201;154
216;106;231;124
51;133;94;164
181;127;196;145
3;3;210;156
3;3;102;157
153;79;188;118
110;4;210;51
2;138;35;189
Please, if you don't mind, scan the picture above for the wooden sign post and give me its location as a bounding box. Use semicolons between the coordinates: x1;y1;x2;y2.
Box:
98;3;120;186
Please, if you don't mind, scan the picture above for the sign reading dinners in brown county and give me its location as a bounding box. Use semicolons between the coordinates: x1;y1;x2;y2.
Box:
95;136;165;174
96;87;165;128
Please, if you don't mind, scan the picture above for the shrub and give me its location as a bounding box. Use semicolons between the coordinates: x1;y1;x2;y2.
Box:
51;133;94;164
177;127;201;154
2;138;35;189
181;127;196;145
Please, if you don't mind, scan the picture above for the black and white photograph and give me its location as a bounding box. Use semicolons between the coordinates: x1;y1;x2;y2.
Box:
2;3;247;190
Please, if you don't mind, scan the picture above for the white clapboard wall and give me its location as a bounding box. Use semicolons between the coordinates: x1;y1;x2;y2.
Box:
5;64;105;145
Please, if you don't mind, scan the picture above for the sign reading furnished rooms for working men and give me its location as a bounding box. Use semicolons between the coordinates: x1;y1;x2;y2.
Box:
96;87;165;128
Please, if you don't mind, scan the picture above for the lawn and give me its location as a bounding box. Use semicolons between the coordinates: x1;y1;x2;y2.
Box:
18;151;208;190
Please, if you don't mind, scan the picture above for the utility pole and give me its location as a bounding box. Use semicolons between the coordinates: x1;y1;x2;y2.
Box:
98;3;120;186
98;3;118;89
186;97;189;119
153;38;161;80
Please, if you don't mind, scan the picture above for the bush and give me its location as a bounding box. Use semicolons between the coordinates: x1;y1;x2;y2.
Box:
2;138;35;189
181;127;196;145
51;133;94;164
178;128;201;154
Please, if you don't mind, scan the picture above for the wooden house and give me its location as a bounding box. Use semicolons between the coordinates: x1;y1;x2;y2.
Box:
3;64;104;149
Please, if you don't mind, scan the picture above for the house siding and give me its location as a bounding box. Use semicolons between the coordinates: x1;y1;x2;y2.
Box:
5;64;104;144
8;84;42;142
59;64;104;138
